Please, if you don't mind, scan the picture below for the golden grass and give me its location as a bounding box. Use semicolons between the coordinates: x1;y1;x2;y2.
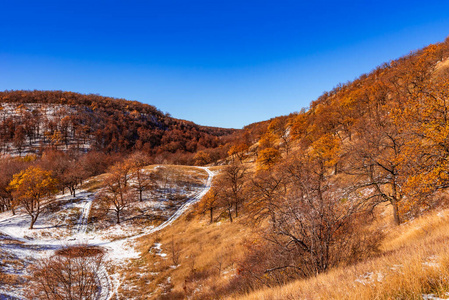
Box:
118;210;252;299
107;164;251;299
235;209;449;300
434;57;449;77
105;163;449;299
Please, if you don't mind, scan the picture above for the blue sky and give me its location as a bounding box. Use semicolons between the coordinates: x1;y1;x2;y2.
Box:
1;1;449;128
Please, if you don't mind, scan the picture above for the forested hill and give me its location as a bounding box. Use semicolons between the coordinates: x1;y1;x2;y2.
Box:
161;37;449;299
0;90;236;163
248;36;449;226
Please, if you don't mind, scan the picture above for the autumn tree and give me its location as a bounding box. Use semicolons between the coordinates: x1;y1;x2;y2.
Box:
0;157;27;214
193;150;211;166
256;147;281;170
397;55;449;213
267;116;292;155
9;166;58;229
227;143;249;163
258;131;277;151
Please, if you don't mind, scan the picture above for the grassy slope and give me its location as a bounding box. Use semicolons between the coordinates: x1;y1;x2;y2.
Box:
109;159;449;299
112;165;254;299
236;205;449;300
75;154;449;299
115;207;252;299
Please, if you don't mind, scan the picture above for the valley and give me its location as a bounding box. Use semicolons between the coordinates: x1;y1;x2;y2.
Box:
2;36;449;300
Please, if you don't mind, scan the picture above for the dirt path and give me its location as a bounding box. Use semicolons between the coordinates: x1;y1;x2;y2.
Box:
100;166;214;300
74;196;94;237
0;166;214;300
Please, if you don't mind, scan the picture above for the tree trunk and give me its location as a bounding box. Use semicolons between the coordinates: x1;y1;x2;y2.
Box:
210;208;213;224
139;189;143;202
30;216;37;229
116;210;120;224
234;201;238;218
392;199;401;225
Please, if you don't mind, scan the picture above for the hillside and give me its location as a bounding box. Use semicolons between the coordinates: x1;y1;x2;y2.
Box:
0;164;213;299
211;36;449;298
0;90;236;164
2;36;449;300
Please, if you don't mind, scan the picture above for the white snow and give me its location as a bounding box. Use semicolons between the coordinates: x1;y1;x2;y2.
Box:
423;293;449;300
0;166;214;299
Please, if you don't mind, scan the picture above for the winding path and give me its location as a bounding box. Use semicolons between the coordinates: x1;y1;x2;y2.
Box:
99;166;214;299
0;166;214;300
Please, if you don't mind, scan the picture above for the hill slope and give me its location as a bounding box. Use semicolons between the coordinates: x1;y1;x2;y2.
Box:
0;90;236;163
2;36;449;300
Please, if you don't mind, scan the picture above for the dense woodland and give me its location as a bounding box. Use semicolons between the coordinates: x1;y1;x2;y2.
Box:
0;90;236;163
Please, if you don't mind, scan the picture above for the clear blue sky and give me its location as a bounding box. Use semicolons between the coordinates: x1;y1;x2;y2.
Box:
1;1;449;128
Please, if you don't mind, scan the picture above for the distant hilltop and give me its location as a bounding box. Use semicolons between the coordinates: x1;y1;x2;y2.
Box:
0;90;236;164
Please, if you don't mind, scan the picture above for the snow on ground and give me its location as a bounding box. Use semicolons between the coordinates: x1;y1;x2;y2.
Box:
0;191;95;244
422;293;449;300
0;166;214;299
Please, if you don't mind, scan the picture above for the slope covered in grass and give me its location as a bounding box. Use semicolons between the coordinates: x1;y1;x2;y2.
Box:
237;206;449;300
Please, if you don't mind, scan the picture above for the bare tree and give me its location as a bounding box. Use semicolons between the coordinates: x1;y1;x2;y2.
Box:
169;236;181;266
127;151;153;202
27;246;105;300
219;162;248;219
238;155;381;289
98;162;135;224
248;169;286;224
198;186;221;224
154;166;171;199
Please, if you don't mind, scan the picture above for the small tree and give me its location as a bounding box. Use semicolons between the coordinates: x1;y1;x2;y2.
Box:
227;143;249;163
62;165;87;197
154;166;171;198
13;125;26;156
9;166;58;229
99;162;135;224
198;186;221;224
169;236;182;266
130;167;153;202
127;153;153;202
256;148;281;170
220;162;248;218
194;150;211;166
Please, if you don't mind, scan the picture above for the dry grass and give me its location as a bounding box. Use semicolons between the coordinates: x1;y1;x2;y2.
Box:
95;163;252;299
434;57;449;77
118;210;252;299
105;163;449;299
235;208;449;300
